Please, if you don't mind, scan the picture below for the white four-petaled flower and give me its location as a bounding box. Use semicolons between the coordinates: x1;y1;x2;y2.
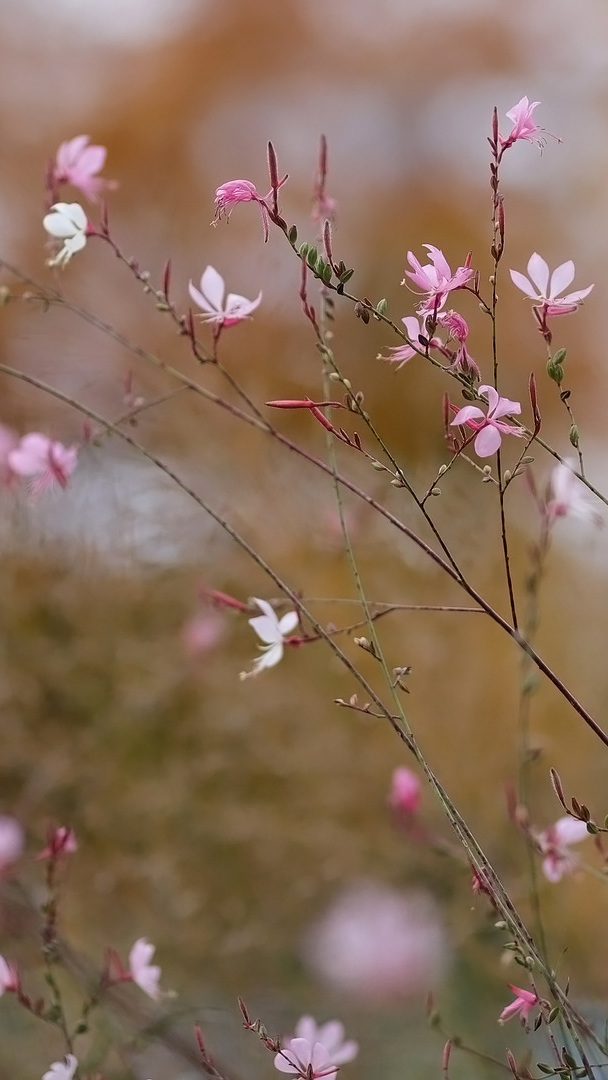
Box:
43;203;88;268
188;266;262;327
239;597;298;680
274;1015;358;1080
42;1055;78;1080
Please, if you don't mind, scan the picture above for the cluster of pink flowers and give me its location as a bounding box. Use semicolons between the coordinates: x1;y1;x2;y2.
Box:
0;428;78;495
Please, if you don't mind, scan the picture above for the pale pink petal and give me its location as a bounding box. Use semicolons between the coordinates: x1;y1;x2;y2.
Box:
526;253;550;296
200;265;226;310
553;817;589;846
509;270;538;299
549;260;575;298
561;285;594;304
475;425;502;457
451;405;485;426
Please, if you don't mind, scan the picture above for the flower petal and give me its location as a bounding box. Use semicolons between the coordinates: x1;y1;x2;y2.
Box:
526;253;549;295
548;260;575;298
474;425;502;457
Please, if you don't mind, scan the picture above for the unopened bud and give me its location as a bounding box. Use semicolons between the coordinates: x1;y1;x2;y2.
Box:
569;424;580;448
431;487;441;497
504;470;512;482
483;464;492;475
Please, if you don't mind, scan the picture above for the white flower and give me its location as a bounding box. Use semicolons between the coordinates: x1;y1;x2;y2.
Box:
239;597;298;680
188;265;262;327
42;1055;78;1080
128;937;162;999
535;817;589;883
43;202;88;268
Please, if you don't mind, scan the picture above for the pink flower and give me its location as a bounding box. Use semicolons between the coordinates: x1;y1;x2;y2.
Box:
381;316;441;370
510;254;593;318
0;816;24;875
499;97;557;151
499;985;539;1025
188;266;262;327
403;246;474;318
38;825;77;861
213;176;287;242
450;384;524;458
9;433;78;494
304;881;448;1001
275;1017;358;1080
546;462;602;527
181;612;226;657
0;955;19;995
53;135;116;203
129;938;162;999
437;310;480;379
42;1056;78;1080
535;816;589;883
388;767;421;815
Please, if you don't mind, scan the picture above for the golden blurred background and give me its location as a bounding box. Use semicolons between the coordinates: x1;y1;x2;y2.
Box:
1;0;608;1077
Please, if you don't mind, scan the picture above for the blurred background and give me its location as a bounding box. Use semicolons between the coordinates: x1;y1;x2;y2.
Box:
1;0;608;1076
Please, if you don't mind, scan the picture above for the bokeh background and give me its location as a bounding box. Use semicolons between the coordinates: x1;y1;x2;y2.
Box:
1;0;608;1077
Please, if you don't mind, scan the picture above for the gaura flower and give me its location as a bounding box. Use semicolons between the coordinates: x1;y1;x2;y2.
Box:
274;1018;358;1080
534;816;589;883
450;384;524;458
0;816;24;875
437;310;480;379
9;433;78;494
546;462;602;527
510;254;593;318
499;96;558;151
53;135;116;203
188;266;262;327
388;767;422;815
43;203;88;268
42;1056;78;1080
38;825;77;861
499;985;539;1025
129;938;162;1000
0;955;19;995
213;175;287;243
380;316;442;370
240;598;299;680
403;246;474;318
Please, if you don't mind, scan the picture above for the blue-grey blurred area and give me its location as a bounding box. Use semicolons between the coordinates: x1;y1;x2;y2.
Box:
1;1;608;1077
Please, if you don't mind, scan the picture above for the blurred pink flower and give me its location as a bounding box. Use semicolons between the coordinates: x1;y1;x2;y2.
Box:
239;598;299;680
0;816;24;875
275;1018;357;1080
535;816;589;883
437;310;480;379
53;135;116;203
38;825;77;861
403;246;474;317
42;1056;78;1080
129;938;162;999
181;612;226;657
42;202;88;268
510;254;593;318
189;266;262;327
546;462;602;527
0;955;19;995
9;433;78;494
388;767;421;815
0;423;19;487
304;881;448;1001
451;384;524;458
499;985;539;1025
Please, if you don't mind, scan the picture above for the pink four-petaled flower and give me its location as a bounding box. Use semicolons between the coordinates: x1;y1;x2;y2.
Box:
8;433;78;494
451;384;524;458
510;254;593;318
274;1015;358;1080
128;937;162;1000
499;985;539;1025
403;246;474;318
188;266;262;327
535;816;589;883
53;135;116;203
